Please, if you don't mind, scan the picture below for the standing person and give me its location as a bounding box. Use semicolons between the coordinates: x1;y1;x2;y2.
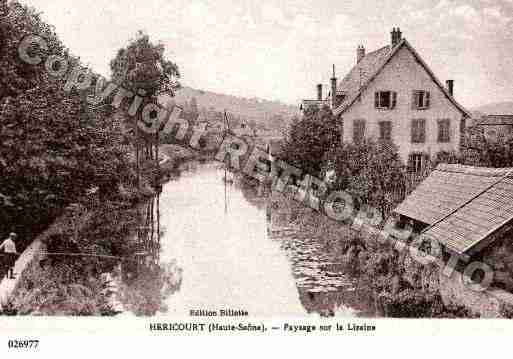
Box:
0;233;19;279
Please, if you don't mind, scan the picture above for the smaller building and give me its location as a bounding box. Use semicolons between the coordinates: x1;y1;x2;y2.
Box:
475;114;513;141
394;164;513;291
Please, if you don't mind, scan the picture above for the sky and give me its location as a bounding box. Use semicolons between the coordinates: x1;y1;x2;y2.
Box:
21;0;513;108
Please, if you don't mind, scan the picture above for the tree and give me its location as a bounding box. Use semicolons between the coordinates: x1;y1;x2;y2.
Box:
0;1;133;250
326;139;406;218
460;126;513;168
282;106;340;176
110;30;180;97
189;97;199;120
110;31;182;187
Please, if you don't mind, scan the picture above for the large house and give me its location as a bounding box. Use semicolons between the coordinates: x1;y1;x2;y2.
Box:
302;28;471;173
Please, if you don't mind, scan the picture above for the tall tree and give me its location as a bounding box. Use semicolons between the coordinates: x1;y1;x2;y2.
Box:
282;106;340;176
110;30;180;97
0;1;133;248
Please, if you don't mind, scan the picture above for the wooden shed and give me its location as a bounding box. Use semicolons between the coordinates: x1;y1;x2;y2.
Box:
394;164;513;257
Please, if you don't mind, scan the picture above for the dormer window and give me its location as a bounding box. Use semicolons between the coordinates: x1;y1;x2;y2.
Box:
413;90;430;110
375;91;397;110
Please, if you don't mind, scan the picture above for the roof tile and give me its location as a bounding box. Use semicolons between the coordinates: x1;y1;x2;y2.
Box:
394;164;513;254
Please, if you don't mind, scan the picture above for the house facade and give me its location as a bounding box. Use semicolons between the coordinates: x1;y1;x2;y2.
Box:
304;28;471;173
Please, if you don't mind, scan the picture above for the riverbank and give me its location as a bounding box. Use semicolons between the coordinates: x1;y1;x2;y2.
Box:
1;146;194;315
267;190;475;318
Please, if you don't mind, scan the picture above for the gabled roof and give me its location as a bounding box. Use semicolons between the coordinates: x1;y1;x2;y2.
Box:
333;39;470;118
336;45;392;105
477;115;513;126
395;164;513;254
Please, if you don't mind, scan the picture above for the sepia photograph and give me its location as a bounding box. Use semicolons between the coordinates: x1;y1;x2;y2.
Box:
1;0;513;349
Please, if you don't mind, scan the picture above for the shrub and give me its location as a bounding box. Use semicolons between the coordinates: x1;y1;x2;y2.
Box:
326;139;407;218
281;106;340;176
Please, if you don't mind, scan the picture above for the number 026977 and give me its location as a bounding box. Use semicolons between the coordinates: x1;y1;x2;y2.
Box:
7;339;39;349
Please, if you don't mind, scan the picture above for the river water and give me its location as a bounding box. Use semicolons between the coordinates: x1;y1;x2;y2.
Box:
122;162;376;317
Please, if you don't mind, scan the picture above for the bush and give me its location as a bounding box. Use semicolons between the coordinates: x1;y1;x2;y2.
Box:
281;106;340;176
325;139;407;217
0;1;134;252
461;126;513;167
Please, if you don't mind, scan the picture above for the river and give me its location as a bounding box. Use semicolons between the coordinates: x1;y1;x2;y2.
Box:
119;162;376;317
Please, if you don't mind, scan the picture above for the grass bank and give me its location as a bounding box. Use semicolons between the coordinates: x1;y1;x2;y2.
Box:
269;190;474;318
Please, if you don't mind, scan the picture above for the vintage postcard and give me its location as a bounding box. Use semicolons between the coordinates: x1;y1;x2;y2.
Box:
1;0;513;352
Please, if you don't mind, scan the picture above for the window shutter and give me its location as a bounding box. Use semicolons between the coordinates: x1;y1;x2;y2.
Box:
375;92;379;108
354;119;366;143
411;119;417;142
379;121;391;140
420;119;426;143
425;91;430;108
438;119;451;142
391;92;397;109
411;91;417;110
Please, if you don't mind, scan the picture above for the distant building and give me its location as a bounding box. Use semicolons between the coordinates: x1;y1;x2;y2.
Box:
233;122;256;139
475;114;513;141
303;28;471;174
300;83;330;112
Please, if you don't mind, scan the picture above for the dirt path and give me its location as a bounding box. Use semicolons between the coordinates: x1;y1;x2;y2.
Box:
0;238;43;309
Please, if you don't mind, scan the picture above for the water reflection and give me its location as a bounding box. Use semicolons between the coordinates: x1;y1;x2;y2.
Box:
119;162;375;317
115;194;182;316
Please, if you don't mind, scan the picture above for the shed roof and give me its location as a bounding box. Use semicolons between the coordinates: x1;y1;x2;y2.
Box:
394;164;513;254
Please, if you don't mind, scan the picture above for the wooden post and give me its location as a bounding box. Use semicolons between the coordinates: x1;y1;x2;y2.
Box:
150;198;154;255
135;118;140;189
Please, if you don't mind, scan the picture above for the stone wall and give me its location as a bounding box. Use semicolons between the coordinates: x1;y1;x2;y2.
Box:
439;269;513;318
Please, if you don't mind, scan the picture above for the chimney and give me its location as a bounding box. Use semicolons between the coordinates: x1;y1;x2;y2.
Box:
391;27;402;46
446;80;454;96
317;84;323;101
357;45;365;64
330;64;337;109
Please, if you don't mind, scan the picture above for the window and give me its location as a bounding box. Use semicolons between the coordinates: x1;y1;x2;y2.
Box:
412;90;430;109
378;121;392;141
375;91;397;110
408;153;424;174
353;119;366;143
411;119;426;143
437;119;451;143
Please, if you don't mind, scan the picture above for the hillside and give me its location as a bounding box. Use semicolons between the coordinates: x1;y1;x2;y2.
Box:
159;86;298;136
471;102;513;116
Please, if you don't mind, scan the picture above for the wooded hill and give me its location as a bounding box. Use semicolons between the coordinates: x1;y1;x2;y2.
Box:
159;86;298;136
